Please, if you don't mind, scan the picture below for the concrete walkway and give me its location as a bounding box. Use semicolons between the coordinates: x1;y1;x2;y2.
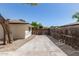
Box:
0;35;67;56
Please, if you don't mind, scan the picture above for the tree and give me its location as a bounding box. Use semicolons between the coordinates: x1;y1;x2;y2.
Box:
0;14;13;45
31;22;43;29
38;23;43;28
72;12;79;22
31;22;38;28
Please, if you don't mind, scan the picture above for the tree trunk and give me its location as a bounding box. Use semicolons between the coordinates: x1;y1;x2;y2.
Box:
0;20;13;45
0;15;13;45
1;23;8;45
5;20;13;43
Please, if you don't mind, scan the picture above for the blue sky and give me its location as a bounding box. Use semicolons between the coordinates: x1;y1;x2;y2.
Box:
0;3;79;26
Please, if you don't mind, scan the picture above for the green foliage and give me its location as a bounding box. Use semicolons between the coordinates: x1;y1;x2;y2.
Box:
31;22;38;28
31;22;43;28
72;12;79;22
38;23;43;28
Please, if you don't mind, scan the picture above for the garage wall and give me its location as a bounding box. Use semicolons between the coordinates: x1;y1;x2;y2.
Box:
0;24;4;40
9;24;32;39
0;24;32;40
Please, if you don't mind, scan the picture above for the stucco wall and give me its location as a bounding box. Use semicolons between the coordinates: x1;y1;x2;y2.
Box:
9;24;32;39
0;24;4;40
0;24;32;40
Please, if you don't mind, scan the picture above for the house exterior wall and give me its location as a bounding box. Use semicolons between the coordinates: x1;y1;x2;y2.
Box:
9;24;32;39
0;24;32;40
0;24;4;40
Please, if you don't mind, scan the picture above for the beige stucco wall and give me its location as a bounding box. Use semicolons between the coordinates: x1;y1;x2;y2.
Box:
9;24;32;39
0;24;32;40
0;24;4;40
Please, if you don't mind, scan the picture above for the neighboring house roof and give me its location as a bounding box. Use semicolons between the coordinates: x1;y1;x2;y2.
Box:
9;20;29;24
61;22;79;27
8;20;32;27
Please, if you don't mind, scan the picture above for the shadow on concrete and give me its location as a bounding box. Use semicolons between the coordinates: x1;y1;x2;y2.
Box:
47;35;79;56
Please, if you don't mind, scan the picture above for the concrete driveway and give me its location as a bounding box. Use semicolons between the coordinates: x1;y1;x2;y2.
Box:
0;35;67;56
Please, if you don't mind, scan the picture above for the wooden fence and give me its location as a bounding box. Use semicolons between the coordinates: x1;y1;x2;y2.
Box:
32;28;50;35
50;27;79;49
32;27;79;49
